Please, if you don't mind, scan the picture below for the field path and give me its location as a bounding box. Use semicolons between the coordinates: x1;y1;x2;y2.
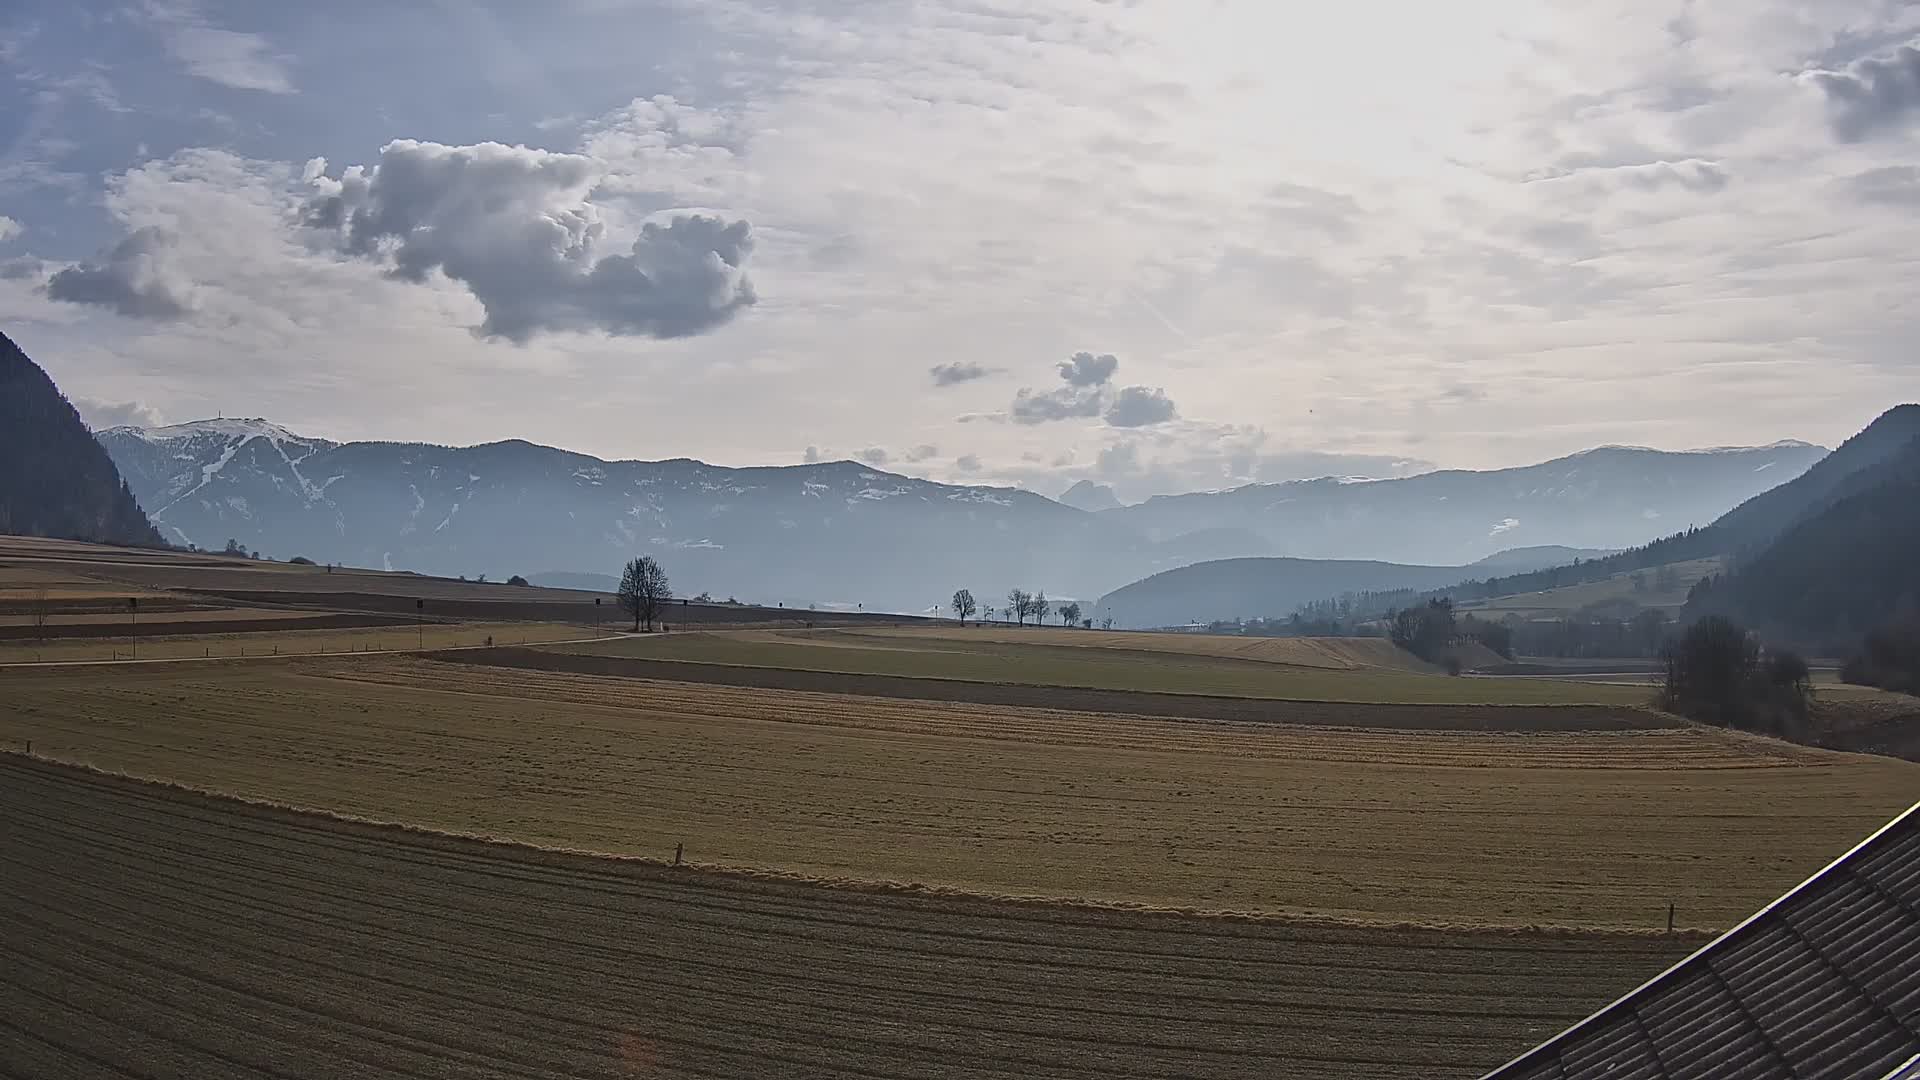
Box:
0;754;1691;1080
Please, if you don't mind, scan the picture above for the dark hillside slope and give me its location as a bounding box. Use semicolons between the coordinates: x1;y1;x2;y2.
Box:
0;330;162;547
1097;557;1475;627
1712;403;1920;548
1697;435;1920;647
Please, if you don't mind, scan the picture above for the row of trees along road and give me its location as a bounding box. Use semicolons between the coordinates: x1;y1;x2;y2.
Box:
950;588;1085;628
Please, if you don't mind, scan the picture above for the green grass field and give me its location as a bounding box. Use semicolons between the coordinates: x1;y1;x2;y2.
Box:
546;628;1655;705
1456;557;1724;619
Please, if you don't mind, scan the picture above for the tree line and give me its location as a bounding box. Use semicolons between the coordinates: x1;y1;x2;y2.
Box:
950;588;1098;629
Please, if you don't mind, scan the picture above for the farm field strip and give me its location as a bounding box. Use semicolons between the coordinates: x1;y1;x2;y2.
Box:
546;630;1654;705
832;627;1446;672
3;657;1912;927
0;756;1693;1080
0;621;593;663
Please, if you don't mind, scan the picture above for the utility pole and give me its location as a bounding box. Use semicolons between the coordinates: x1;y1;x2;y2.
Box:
129;597;139;659
416;597;424;650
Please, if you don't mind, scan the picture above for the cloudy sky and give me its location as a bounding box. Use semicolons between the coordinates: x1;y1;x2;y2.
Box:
4;0;1918;501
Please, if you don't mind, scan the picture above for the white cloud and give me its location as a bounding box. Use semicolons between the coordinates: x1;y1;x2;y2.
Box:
5;0;1919;490
72;396;166;430
0;216;19;243
142;2;294;94
302;139;756;342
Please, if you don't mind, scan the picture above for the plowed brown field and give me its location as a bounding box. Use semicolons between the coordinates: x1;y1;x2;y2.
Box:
0;755;1693;1080
4;657;1912;928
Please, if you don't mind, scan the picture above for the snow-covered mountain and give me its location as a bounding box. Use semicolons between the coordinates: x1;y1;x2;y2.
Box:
96;420;1832;610
97;420;1167;608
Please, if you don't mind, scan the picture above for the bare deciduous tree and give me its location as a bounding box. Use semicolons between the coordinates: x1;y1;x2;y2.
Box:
618;556;673;631
1059;601;1082;627
1032;589;1048;627
1007;588;1030;627
950;588;977;626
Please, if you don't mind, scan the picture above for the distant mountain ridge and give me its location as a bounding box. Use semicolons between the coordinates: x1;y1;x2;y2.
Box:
97;416;1831;612
1097;441;1829;565
0;330;162;547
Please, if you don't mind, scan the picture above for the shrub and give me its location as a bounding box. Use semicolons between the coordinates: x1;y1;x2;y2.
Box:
507;575;530;587
1659;616;1810;736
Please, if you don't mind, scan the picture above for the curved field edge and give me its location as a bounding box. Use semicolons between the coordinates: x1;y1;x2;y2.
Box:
0;751;1715;939
538;630;1652;706
1;753;1697;1080
7;656;1910;928
467;646;1673;729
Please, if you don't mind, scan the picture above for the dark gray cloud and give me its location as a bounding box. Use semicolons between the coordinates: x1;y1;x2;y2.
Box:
302;140;756;343
803;445;823;463
1104;385;1177;427
45;226;191;319
1011;384;1105;423
1806;42;1920;141
954;454;982;474
72;396;165;430
929;361;994;386
857;447;889;466
1010;351;1177;427
904;444;939;462
1057;351;1118;387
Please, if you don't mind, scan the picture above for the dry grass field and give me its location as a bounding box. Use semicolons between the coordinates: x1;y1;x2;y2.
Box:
549;627;1653;705
0;755;1696;1080
4;656;1912;929
888;627;1448;671
0;535;923;630
0;621;591;663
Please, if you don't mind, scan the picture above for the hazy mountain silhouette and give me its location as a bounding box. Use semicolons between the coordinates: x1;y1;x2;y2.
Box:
99;418;1832;612
0;330;162;547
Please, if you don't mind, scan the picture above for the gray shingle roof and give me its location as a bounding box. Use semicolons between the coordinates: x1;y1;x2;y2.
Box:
1484;803;1920;1080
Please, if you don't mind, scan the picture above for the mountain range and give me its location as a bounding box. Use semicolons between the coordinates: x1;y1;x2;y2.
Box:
1109;405;1918;633
94;414;1827;613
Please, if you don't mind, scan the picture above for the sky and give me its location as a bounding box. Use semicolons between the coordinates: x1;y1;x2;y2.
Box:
3;0;1918;503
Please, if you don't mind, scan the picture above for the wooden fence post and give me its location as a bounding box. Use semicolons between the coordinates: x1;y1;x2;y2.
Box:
1667;903;1675;933
674;843;684;867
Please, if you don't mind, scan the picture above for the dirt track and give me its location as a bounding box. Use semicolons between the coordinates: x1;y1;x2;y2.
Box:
0;755;1692;1080
442;646;1671;731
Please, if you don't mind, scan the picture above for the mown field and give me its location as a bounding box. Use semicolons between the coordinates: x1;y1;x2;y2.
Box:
549;627;1653;705
5;656;1912;929
0;756;1697;1080
0;620;592;663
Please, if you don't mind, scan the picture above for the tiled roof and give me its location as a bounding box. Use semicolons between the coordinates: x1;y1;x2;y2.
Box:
1485;803;1920;1080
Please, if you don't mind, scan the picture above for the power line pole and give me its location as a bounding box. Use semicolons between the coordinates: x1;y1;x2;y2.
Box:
416;597;424;650
129;597;139;660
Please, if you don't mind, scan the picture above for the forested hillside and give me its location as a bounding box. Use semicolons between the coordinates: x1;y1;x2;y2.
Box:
0;331;163;547
1691;435;1920;649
